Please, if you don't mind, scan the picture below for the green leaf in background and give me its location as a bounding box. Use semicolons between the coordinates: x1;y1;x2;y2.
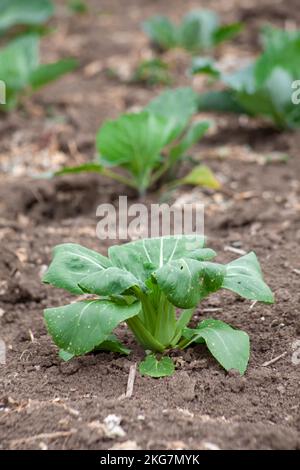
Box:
222;252;274;303
29;58;78;89
68;0;88;14
44;299;141;356
43;243;112;294
213;22;243;45
180;164;220;189
179;9;220;51
143;9;242;53
0;34;39;91
190;57;221;78
0;0;54;33
147;87;198;136
139;354;175;378
142;16;177;50
57;88;208;194
0;34;77;110
169;121;210;163
183;319;250;374
197;90;245;114
97;111;182;192
55;163;104;176
196;27;300;129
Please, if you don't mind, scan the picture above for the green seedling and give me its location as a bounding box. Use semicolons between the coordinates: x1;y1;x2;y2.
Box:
0;0;54;35
0;34;77;110
194;26;300;129
68;0;88;14
143;9;242;53
43;235;274;378
56;87;219;196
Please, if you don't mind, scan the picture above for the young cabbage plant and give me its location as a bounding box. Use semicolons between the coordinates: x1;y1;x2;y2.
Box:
0;0;54;35
56;87;219;196
0;34;77;110
43;235;274;378
143;9;242;53
194;27;300;129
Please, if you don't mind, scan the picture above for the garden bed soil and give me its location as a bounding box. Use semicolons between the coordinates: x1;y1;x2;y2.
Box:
0;0;299;450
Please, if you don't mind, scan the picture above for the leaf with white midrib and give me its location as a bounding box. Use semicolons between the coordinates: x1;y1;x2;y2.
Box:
184;319;250;375
43;243;112;294
44;299;141;356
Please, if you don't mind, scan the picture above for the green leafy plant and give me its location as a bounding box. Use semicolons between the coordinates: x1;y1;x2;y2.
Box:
194;27;300;129
0;0;54;34
132;58;171;86
56;87;219;195
43;235;274;378
68;0;88;14
143;9;242;53
0;34;77;110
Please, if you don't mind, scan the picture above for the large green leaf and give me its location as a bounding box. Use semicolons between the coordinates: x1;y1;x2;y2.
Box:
96;111;180;191
154;258;204;309
59;334;130;362
142;16;177;50
154;259;225;308
146;87;198;137
222;252;274;303
0;34;39;91
0;0;54;32
255;33;300;84
29;58;78;89
139;353;175;378
44;299;141;355
43;243;112;294
183;319;250;374
108;235;205;284
78;267;145;296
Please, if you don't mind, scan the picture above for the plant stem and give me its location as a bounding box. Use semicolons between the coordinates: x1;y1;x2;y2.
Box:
101;168;137;190
177;337;192;349
154;295;176;346
150;160;171;186
126;316;165;353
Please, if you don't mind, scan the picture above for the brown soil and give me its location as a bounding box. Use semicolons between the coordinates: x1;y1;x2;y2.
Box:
0;0;300;451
